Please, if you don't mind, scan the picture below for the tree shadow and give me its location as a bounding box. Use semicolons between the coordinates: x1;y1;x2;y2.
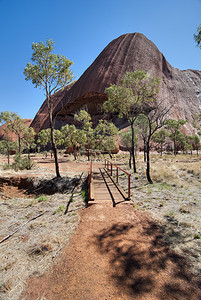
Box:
93;220;201;299
32;176;80;195
160;215;201;275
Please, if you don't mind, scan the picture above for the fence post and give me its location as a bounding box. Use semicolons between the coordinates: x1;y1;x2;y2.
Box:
128;173;131;199
88;161;92;201
116;167;118;183
111;163;113;176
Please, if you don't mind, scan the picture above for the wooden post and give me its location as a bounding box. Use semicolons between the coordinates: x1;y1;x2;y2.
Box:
111;163;113;176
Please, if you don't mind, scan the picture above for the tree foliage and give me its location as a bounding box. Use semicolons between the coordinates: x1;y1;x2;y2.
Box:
152;128;167;156
0;111;26;153
119;129;138;168
0;139;16;164
165;119;187;155
74;110;94;160
94;120;118;157
104;70;161;172
194;24;201;48
24;39;74;177
61;124;86;160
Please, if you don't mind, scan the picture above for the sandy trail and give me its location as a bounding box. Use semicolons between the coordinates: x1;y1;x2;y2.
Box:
21;199;201;299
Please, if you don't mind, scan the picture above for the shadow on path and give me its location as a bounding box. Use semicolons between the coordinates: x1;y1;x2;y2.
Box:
94;220;201;299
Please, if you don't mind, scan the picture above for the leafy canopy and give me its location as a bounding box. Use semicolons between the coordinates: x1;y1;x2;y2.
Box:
104;70;161;123
94;120;118;153
37;128;63;148
194;24;201;48
24;39;74;95
61;124;87;149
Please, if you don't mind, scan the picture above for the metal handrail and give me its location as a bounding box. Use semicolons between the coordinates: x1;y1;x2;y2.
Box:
105;159;131;199
88;161;92;201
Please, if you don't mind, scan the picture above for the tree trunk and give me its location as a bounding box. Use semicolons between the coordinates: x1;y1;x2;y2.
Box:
73;145;77;160
146;138;153;184
49;105;61;178
174;140;177;156
87;148;90;161
131;123;137;173
7;149;10;165
18;135;21;153
143;138;146;162
108;152;112;159
28;150;30;160
129;151;132;169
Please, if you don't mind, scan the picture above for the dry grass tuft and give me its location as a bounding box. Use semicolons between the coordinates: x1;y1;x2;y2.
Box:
28;243;52;257
151;164;177;183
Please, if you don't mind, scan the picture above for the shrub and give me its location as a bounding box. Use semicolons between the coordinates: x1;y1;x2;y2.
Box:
3;154;34;171
194;234;201;239
37;195;48;202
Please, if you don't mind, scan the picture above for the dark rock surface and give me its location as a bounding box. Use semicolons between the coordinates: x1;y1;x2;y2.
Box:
31;33;201;133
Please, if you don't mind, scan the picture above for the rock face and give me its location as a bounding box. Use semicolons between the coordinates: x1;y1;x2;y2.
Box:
0;119;33;142
31;33;201;133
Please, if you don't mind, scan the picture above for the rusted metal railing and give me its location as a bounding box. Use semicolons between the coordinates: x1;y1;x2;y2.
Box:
88;161;92;201
105;159;131;199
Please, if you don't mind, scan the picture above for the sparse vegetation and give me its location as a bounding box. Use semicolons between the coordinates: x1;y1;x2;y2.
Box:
0;150;200;299
37;195;48;202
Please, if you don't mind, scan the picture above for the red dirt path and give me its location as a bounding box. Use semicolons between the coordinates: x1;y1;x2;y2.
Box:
21;200;201;299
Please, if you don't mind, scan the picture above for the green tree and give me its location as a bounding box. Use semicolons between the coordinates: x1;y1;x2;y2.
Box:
61;124;86;160
119;129;138;168
22;127;36;160
104;70;161;172
142;101;171;183
135;114;149;162
94;120;118;158
24;39;74;177
37;128;63;151
185;134;200;155
0;139;16;164
74;110;94;161
194;24;201;48
193;134;200;155
152;128;167;156
0;111;25;153
37;129;51;151
165;119;187;155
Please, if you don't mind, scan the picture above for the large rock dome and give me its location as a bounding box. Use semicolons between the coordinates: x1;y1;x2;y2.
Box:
31;33;201;133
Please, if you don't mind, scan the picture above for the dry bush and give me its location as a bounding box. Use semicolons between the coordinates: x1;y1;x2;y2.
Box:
28;243;52;257
186;165;201;179
151;164;177;183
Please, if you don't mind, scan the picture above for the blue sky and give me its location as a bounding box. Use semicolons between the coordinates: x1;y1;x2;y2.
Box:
0;0;201;119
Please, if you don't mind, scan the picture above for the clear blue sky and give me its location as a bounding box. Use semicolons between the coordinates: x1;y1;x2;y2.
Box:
0;0;201;119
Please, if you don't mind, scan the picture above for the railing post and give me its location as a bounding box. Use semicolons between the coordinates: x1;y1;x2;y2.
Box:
105;160;131;200
116;167;118;183
128;173;131;199
88;161;92;201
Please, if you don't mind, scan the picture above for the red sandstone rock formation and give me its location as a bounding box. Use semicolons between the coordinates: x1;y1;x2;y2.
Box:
31;33;201;134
